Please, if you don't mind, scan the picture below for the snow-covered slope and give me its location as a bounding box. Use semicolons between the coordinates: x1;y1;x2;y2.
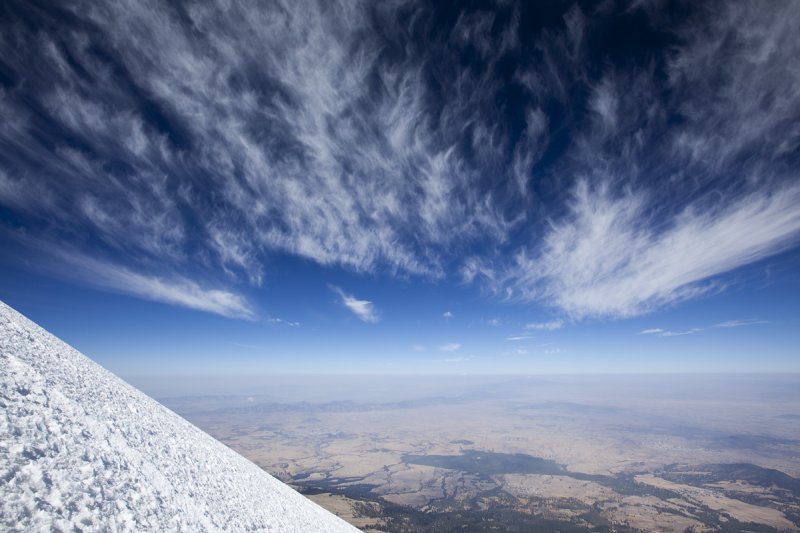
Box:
0;301;357;532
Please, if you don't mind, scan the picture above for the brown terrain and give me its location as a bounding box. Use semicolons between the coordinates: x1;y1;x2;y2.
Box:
161;375;800;532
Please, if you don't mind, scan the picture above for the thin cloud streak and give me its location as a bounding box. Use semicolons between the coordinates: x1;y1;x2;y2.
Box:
713;319;770;329
439;343;462;352
525;320;564;331
330;286;380;323
639;328;702;337
659;329;704;337
640;319;769;337
639;328;665;335
266;318;300;327
60;252;256;320
503;183;800;318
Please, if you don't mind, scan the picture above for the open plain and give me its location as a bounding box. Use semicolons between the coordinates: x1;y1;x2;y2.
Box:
161;375;800;532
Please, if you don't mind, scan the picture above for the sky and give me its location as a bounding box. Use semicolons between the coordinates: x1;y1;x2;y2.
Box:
1;0;799;382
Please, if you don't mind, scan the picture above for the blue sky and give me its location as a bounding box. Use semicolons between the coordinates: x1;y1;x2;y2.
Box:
1;0;799;380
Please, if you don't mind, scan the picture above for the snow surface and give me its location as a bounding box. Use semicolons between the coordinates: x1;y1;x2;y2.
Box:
0;301;358;532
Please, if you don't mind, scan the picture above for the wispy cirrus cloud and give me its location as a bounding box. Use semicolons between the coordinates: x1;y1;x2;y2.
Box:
330;286;380;323
0;0;799;323
493;0;800;319
56;250;256;320
0;0;526;295
712;319;770;329
640;319;769;337
2;229;256;319
639;328;665;335
266;317;300;327
502;181;800;319
640;328;704;337
439;343;462;352
525;320;564;331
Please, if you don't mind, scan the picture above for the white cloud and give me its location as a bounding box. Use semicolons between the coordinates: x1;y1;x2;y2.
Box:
491;1;800;320
439;343;462;352
443;311;454;319
641;320;769;337
502;181;800;318
330;286;380;323
60;251;256;320
524;319;564;331
487;318;500;326
640;327;703;337
506;335;534;341
712;319;769;328
411;344;426;352
266;317;300;327
659;328;704;337
2;0;800;325
460;257;497;284
0;0;527;298
667;2;800;173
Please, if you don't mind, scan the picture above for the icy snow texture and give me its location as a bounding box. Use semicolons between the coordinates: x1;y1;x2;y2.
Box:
0;301;357;532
